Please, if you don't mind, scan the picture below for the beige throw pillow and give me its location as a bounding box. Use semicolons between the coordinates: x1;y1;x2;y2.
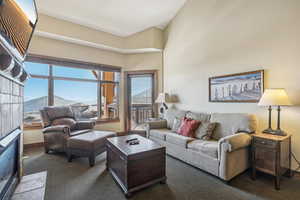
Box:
171;117;182;133
195;122;217;140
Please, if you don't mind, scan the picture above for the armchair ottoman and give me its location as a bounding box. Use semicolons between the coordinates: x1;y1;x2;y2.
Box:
67;130;116;166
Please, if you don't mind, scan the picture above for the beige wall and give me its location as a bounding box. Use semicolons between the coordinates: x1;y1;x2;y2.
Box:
29;36;125;67
37;14;164;50
24;35;162;144
164;0;300;170
125;28;164;50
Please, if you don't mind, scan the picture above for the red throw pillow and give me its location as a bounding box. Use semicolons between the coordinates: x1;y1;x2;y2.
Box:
178;117;201;137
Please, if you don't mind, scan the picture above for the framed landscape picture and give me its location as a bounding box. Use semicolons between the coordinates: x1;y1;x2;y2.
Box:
209;70;264;103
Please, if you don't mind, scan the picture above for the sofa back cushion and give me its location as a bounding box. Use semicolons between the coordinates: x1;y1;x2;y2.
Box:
186;111;211;122
164;108;186;129
44;106;74;121
210;113;257;140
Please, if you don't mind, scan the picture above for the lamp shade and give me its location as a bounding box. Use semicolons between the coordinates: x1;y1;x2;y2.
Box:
258;88;292;106
155;93;169;103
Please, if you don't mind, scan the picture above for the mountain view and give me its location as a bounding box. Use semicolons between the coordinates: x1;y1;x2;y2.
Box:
24;89;151;124
24;96;77;113
24;96;97;124
131;88;152;104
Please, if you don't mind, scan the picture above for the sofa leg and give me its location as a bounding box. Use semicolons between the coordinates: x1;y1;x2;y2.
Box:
68;154;73;163
89;156;95;167
44;147;49;154
222;179;231;185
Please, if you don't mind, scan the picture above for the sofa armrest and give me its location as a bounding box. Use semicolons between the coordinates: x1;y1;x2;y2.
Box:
218;133;252;181
218;133;252;155
43;125;70;135
147;120;168;129
146;120;168;138
75;121;96;130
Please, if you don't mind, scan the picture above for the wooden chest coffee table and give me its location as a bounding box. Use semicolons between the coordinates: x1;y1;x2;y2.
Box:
106;134;166;197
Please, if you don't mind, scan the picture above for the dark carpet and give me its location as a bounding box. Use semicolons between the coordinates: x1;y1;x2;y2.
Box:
24;147;300;200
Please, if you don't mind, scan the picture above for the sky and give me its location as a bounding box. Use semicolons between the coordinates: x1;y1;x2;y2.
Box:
14;0;37;23
24;62;151;102
131;77;152;96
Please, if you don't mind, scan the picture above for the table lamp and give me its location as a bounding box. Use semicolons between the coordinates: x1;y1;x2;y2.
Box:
155;93;169;117
258;88;292;136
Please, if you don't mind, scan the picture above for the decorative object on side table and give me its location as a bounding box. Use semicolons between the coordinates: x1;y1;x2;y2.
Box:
251;133;292;190
258;88;292;136
155;93;170;118
209;70;264;103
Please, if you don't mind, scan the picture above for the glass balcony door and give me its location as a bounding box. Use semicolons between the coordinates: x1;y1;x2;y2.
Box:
126;71;157;131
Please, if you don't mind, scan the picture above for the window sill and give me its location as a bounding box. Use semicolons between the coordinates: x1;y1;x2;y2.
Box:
23;124;43;131
96;118;120;124
23;118;120;130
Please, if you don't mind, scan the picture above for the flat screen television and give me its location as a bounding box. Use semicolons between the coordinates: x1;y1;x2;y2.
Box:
0;0;38;61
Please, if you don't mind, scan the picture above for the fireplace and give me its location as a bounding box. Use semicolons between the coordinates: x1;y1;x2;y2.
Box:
0;129;21;200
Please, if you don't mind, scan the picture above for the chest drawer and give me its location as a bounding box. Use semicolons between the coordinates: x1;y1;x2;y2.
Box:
253;137;277;148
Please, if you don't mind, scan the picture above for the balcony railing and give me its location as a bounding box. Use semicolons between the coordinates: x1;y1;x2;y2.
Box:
131;104;153;128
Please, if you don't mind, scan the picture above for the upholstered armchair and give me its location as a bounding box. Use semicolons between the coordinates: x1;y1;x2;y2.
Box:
40;106;96;153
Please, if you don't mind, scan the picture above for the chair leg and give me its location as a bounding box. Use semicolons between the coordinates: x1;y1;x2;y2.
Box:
89;156;95;167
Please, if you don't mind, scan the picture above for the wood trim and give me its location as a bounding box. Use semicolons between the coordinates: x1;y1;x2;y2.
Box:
208;70;264;103
23;125;43;131
96;118;120;124
26;54;121;72
24;142;44;150
124;70;158;132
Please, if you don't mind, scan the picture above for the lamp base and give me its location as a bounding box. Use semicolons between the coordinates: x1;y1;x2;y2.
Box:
262;128;287;136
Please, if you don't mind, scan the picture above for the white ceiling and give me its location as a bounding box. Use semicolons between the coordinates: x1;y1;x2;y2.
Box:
36;0;186;37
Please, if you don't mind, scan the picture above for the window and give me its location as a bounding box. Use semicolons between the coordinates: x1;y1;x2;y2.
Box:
54;80;98;120
24;78;48;125
23;57;120;127
53;66;97;80
101;83;119;120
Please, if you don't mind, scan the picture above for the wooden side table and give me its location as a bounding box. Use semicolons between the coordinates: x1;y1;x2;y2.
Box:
251;133;292;190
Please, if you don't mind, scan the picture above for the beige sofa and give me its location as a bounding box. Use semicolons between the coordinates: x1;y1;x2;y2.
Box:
146;109;257;181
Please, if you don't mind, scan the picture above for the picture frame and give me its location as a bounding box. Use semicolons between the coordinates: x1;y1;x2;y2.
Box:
209;70;264;103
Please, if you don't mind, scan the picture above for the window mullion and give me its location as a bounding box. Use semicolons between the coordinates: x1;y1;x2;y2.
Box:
48;65;54;106
97;71;102;119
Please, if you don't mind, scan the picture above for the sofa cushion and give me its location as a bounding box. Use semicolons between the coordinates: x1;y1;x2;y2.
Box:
186;112;211;122
166;133;195;148
52;118;77;130
44;106;74;121
187;140;218;159
164;108;186;129
195;122;217;140
210;113;257;140
149;129;173;141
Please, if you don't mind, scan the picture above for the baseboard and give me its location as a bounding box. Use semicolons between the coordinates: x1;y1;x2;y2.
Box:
24;142;44;149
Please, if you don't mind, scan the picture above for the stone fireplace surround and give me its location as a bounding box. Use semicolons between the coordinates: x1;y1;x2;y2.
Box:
0;47;25;199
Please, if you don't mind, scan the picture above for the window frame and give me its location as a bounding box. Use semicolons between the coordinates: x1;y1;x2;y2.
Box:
24;55;121;129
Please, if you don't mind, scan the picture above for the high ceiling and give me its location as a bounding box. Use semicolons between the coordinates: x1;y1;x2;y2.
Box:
36;0;186;37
